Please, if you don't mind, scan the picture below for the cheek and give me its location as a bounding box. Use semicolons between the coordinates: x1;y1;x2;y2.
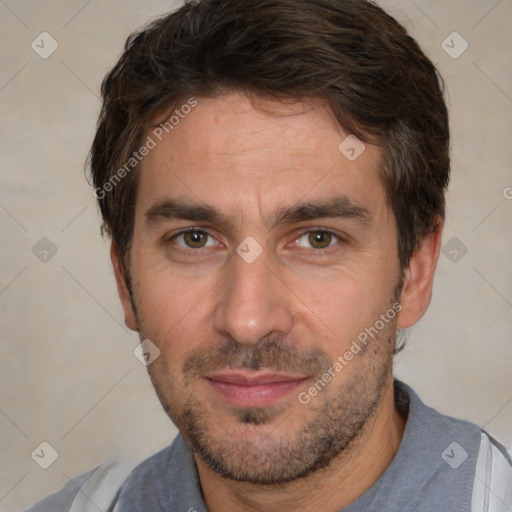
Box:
291;261;397;354
132;260;220;358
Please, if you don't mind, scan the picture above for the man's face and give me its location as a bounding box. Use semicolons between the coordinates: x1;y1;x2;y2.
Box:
122;93;404;483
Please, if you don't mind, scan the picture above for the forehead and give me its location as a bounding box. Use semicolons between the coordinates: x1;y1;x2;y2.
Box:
137;92;386;220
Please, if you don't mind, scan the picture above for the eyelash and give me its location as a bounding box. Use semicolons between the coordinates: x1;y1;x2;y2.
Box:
165;227;345;256
293;228;344;252
165;228;221;255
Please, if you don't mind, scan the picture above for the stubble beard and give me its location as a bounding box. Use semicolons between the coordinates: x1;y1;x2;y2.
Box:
145;330;395;485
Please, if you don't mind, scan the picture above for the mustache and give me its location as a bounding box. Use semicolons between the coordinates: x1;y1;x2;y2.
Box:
182;338;332;382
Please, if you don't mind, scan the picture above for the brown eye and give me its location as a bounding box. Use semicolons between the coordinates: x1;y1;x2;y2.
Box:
295;230;340;250
172;230;216;249
183;231;209;248
308;231;334;249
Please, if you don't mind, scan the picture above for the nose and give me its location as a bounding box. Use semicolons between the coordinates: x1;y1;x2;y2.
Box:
212;249;294;347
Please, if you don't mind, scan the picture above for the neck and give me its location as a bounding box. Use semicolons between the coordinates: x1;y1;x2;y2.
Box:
195;378;406;512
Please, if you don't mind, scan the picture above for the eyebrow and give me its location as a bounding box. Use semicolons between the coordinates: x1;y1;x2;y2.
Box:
144;195;372;230
145;199;229;228
275;196;372;226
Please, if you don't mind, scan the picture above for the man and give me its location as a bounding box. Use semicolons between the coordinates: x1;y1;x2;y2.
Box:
26;0;512;511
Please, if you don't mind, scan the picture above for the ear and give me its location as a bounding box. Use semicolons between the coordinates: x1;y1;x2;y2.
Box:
110;241;138;331
397;219;443;329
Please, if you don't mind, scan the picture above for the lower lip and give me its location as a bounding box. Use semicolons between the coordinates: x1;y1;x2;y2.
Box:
206;378;308;408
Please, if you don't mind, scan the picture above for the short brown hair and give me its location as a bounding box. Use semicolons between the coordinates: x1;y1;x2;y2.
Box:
90;0;450;269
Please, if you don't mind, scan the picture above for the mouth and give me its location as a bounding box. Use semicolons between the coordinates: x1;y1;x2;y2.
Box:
204;370;310;408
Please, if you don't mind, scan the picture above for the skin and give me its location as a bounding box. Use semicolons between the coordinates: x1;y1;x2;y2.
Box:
111;92;442;512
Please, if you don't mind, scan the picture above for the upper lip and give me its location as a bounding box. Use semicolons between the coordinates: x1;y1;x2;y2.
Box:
204;371;309;386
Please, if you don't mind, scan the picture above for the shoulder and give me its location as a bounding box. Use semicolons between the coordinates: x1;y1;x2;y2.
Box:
22;455;141;512
22;470;93;512
396;380;512;511
22;436;193;512
472;432;512;511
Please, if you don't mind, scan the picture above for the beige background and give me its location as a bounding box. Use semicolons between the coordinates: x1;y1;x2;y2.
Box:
0;0;511;510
